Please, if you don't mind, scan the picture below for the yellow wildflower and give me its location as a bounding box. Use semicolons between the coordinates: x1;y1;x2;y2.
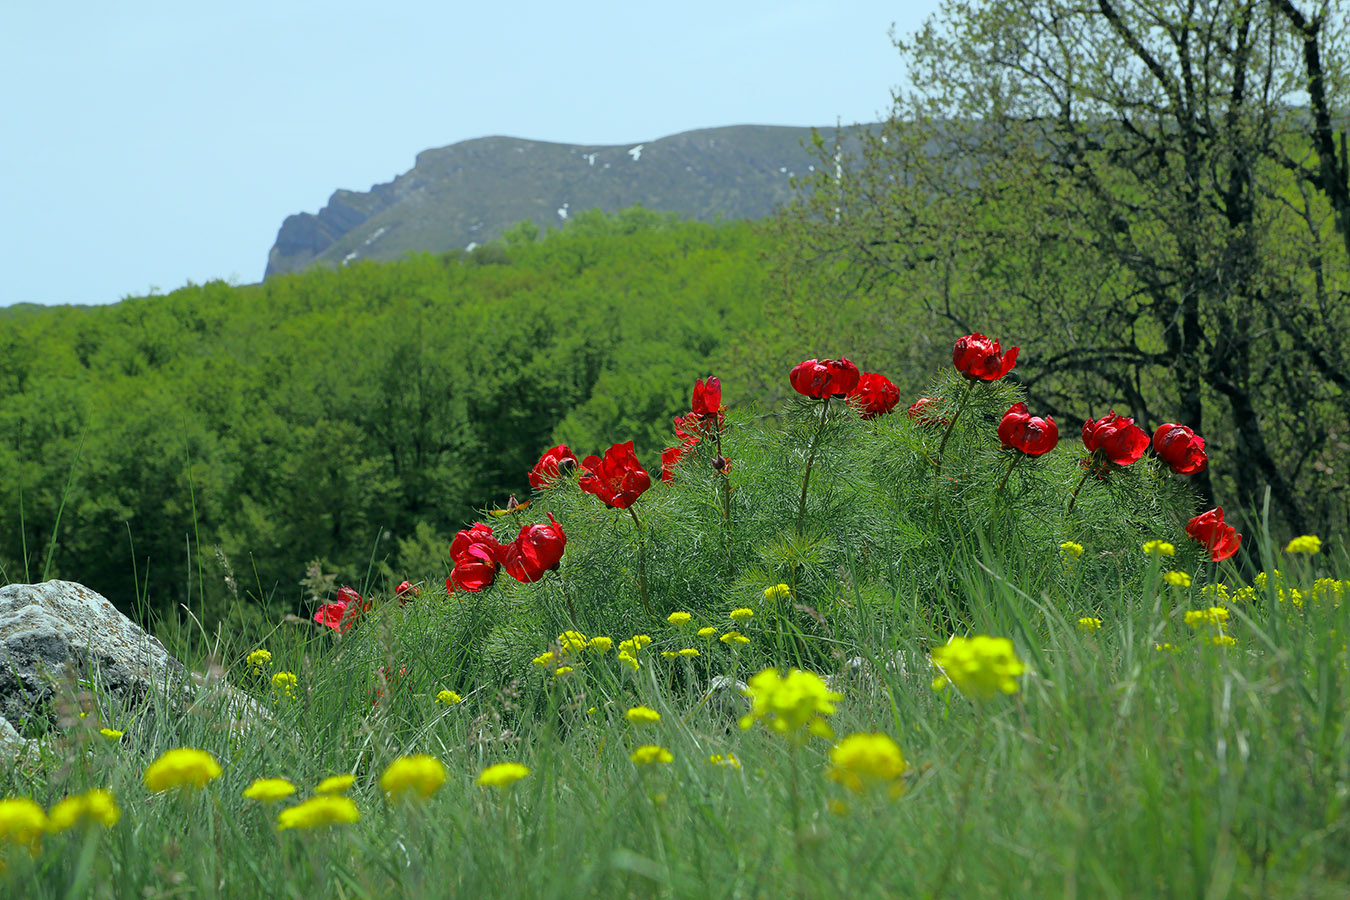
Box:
46;789;121;832
764;584;791;601
1211;635;1238;648
243;778;296;803
661;651;678;659
629;745;674;766
276;796;359;830
1059;541;1084;560
827;733;907;797
618;651;640;672
436;690;462;705
720;631;750;646
739;667;842;740
555;666;574;675
1143;540;1175;557
666;611;691;626
532;651;556;668
618;635;653;656
1184;607;1230;629
314;775;355;794
1155;642;1180;653
98;728;123;740
475;762;530;789
1286;535;1322;555
626;706;661;724
709;753;741;770
246;649;272;672
930;635;1025;700
0;798;47;855
587;637;613;654
143;748;222;792
677;648;700;658
1312;579;1346;605
1200;583;1231;603
1163;571;1192;588
557;631;588;655
697;626;717;638
380;755;446;801
729;608;754;622
1077;617;1102;633
271;671;298;699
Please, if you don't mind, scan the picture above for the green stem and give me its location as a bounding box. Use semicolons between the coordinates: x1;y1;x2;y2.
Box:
795;398;831;536
1066;467;1092;513
995;453;1021;495
627;507;653;618
934;379;974;473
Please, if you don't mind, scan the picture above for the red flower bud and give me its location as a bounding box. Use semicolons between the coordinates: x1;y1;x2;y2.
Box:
789;358;861;399
529;444;579;490
848;372;900;419
1186;507;1242;561
501;514;568;583
997;403;1059;456
579;441;652;509
953;333;1019;381
907;396;947;427
1152;423;1207;475
712;455;732;475
394;580;420;604
447;523;503;592
691;377;722;419
1081;412;1150;467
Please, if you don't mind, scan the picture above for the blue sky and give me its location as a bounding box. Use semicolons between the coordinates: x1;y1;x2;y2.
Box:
0;1;940;307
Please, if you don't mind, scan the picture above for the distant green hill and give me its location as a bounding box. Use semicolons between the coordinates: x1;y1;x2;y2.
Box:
265;124;872;278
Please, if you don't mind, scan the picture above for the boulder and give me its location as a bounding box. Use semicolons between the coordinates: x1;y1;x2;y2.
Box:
0;580;190;743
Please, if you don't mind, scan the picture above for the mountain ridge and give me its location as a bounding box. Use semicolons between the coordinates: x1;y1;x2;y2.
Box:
265;123;871;278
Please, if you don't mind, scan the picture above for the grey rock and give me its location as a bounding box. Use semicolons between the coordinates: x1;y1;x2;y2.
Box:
0;714;36;762
0;580;190;736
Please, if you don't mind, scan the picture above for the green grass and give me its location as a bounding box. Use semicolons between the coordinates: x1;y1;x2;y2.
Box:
3;373;1347;899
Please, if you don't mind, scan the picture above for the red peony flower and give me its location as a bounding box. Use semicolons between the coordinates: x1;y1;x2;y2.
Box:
447;523;503;593
848;372;900;419
661;443;692;482
501;514;568;583
314;601;355;633
394;580;420;604
1152;423;1207;475
579;441;652;509
1081;412;1150;467
691;377;723;420
529;444;578;490
789;358;861;399
952;333;1019;381
997;403;1059;456
336;586;368;612
1186;507;1242;561
907;396;947;427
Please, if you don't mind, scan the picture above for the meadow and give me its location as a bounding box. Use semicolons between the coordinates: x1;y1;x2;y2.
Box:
3;338;1347;899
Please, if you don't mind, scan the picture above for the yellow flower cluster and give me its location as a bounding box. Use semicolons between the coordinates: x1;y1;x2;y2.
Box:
315;775;355;794
660;648;700;659
247;648;272;673
557;630;589;654
143;748;222;792
709;753;741;770
380;755;446;800
729;608;754;622
626;706;661;724
827;733;907;797
1184;607;1230;629
697;626;717;638
436;689;462;705
1059;541;1084;560
476;762;530;789
277;795;360;831
271;671;298;699
1143;540;1175;557
764;584;791;601
1077;617;1102;633
47;789;120;833
720;631;750;646
930;636;1026;700
630;745;674;766
739;668;842;740
1312;578;1346;605
587;636;613;653
1163;571;1192;587
1286;535;1322;554
666;611;691;625
243;778;296;803
0;798;48;855
99;728;123;741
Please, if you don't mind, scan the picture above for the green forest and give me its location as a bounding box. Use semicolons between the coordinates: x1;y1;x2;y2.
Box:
0;210;797;631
